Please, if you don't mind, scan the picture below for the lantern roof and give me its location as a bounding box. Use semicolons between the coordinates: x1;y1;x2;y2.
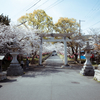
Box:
83;42;93;51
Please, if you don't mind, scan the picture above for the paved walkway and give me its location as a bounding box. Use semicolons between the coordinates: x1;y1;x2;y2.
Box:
43;55;64;66
0;55;100;100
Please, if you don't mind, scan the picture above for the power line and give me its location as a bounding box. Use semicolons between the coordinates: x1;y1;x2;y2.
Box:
45;0;64;11
26;0;41;11
17;21;27;26
11;0;38;18
84;0;100;18
83;20;100;31
12;0;64;20
82;0;100;31
35;0;49;10
44;0;60;10
91;21;100;27
27;0;64;12
83;0;100;25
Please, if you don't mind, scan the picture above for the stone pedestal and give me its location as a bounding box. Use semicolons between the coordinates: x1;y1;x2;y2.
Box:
80;67;94;76
7;52;23;76
80;52;94;76
0;72;6;81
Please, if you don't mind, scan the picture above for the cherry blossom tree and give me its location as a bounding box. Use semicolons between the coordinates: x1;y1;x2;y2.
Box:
0;24;40;58
42;42;64;54
88;28;100;51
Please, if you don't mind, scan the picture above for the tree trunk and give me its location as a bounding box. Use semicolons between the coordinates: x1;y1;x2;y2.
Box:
68;41;79;62
31;51;37;64
71;46;78;62
74;54;78;61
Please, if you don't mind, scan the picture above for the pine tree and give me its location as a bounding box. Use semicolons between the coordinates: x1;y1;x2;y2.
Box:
0;14;11;25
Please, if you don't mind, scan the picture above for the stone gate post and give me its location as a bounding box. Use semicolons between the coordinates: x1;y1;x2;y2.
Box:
61;36;69;67
39;37;43;65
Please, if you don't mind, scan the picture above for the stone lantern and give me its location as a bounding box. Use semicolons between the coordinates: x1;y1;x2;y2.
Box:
7;41;23;76
80;42;94;76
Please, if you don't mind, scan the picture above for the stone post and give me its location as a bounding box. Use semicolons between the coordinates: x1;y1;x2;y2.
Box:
39;37;44;66
61;37;69;67
64;37;67;65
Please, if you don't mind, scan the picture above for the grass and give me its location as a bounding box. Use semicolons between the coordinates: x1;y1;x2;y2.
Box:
93;77;100;82
68;57;75;61
58;54;85;64
59;54;79;62
92;64;98;67
29;54;51;65
28;58;32;60
42;54;49;59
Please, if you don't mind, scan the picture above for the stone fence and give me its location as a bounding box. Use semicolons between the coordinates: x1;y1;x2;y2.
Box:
42;53;52;62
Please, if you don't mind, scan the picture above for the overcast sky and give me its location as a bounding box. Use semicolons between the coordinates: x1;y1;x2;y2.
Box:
0;0;100;34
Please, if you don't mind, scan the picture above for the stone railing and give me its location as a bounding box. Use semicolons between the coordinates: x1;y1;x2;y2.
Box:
94;65;100;82
42;53;52;62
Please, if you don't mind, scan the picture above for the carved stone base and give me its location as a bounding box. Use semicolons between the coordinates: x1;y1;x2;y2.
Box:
94;70;100;81
0;72;7;81
80;66;94;76
7;63;23;76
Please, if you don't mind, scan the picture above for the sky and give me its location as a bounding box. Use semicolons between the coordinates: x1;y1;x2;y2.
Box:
0;0;100;35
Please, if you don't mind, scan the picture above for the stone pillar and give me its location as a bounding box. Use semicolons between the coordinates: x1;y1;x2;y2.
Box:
64;37;67;65
7;52;23;76
39;37;43;65
61;37;69;67
80;51;94;76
